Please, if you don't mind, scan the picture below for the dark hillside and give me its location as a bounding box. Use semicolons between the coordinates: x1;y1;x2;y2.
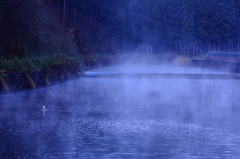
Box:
44;0;240;55
2;0;79;58
2;0;240;58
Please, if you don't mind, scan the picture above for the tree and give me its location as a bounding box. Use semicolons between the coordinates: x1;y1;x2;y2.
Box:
41;0;240;55
0;0;3;55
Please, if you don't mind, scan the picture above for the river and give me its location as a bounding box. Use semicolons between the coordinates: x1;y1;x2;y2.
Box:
1;64;240;158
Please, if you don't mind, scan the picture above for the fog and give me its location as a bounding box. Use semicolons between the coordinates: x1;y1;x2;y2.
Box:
89;63;223;74
1;62;240;158
2;0;240;157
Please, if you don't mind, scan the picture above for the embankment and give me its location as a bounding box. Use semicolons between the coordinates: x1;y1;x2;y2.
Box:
0;54;193;94
0;63;82;94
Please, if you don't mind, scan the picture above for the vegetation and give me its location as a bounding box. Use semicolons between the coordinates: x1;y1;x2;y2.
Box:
1;0;240;73
0;53;81;72
1;0;79;58
42;0;240;55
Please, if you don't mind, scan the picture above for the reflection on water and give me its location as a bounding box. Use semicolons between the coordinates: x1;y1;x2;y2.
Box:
1;65;240;158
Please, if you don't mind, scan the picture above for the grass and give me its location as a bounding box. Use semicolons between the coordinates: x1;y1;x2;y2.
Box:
0;53;180;73
0;53;82;73
0;53;116;73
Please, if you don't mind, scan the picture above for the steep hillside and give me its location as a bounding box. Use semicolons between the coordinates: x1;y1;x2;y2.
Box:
2;0;79;58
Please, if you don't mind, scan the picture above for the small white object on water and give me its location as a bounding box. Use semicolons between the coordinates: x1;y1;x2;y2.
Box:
41;106;47;111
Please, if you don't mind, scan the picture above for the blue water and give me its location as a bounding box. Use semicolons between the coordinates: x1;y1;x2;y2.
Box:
1;65;240;159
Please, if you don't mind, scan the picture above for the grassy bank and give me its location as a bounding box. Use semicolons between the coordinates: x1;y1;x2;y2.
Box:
0;54;81;73
0;53;188;74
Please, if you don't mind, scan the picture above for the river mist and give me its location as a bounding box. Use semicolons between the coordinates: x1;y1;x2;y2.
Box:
1;63;240;158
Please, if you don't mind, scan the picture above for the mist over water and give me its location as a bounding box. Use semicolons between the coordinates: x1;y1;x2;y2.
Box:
89;63;227;74
1;64;240;158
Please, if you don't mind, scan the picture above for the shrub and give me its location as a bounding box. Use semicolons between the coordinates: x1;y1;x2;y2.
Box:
0;54;81;73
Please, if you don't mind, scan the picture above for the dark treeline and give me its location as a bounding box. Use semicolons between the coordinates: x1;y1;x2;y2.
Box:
33;0;240;55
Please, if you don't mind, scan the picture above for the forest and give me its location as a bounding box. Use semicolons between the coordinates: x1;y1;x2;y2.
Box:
43;0;240;55
1;0;240;57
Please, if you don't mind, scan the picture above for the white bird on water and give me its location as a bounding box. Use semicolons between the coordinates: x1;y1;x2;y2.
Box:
41;106;47;116
41;106;47;111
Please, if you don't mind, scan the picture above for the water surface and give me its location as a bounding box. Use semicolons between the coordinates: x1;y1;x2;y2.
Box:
1;65;240;158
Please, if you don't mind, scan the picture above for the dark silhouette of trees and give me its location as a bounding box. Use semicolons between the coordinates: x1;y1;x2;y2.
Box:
0;0;3;55
4;0;240;55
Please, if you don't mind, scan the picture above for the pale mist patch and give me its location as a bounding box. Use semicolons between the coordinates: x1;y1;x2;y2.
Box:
89;64;228;74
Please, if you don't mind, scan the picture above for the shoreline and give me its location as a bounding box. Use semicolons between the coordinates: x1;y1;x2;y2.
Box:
4;53;237;94
0;63;83;94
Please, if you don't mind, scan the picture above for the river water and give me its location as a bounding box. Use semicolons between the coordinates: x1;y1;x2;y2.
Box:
1;64;240;159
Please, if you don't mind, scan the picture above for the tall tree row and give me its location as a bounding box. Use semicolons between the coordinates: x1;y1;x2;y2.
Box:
0;0;3;55
43;0;240;55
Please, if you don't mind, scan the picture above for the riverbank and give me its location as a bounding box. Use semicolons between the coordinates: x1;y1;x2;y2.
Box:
0;63;82;94
0;53;189;94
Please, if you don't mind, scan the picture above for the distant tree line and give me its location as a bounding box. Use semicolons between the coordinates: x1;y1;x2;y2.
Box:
0;0;3;55
43;0;240;55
